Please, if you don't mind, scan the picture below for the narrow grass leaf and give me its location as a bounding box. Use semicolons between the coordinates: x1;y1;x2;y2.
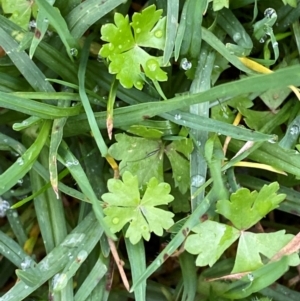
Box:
0;120;52;195
35;0;78;61
67;0;125;38
0;25;55;92
163;0;179;65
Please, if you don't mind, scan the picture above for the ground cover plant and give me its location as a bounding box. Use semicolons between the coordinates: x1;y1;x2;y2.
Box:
1;0;300;300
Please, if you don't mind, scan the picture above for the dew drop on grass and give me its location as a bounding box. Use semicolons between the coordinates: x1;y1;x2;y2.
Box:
233;32;241;43
70;48;78;57
290;125;299;135
273;41;278;47
191;175;205;188
259;37;265;43
16;157;24;166
21;257;33;270
180;58;192;70
174;114;182;120
264;8;277;18
0;199;10;217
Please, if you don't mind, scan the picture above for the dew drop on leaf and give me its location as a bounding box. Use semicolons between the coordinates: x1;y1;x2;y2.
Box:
146;59;158;71
191;175;205;188
70;48;78;57
290;125;299;135
264;7;276;19
16;157;24;166
0;199;10;218
154;30;163;38
108;43;114;50
177;176;182;182
174;114;182;120
141;225;148;231
180;58;192;70
112;217;119;224
233;32;241;43
136;28;141;33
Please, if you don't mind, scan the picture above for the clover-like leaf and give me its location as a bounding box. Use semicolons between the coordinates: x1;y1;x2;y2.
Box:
108;133;164;185
232;230;299;273
184;220;240;267
102;171;174;244
99;5;167;90
108;133;193;193
1;0;34;29
216;182;286;230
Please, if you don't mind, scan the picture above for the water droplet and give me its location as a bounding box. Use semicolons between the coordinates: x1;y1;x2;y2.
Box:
174;114;182;120
233;32;241;43
191;175;205;188
290;125;299;135
69;48;78;57
65;160;79;167
272;41;278;47
0;199;10;217
118;45;123;49
264;8;277;19
141;225;148;231
136;80;143;88
197;141;202;147
28;20;37;30
259;37;265;43
21;257;33;270
112;217;119;224
146;59;158;72
180;58;192;70
177;176;182;182
154;30;163;38
136;28;141;34
16;157;24;166
248;273;254;281
44;18;49;23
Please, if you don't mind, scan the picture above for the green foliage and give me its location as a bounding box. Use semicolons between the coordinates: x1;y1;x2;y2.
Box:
108;133;193;194
102;171;174;244
99;5;167;90
216;182;286;230
1;1;300;301
0;0;34;29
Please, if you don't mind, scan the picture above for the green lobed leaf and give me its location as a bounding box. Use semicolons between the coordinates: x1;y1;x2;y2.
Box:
1;0;33;29
232;231;299;273
216;182;286;230
99;5;167;90
218;184;285;229
108;133;164;185
102;171;174;244
109;133;193;193
184;220;240;267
